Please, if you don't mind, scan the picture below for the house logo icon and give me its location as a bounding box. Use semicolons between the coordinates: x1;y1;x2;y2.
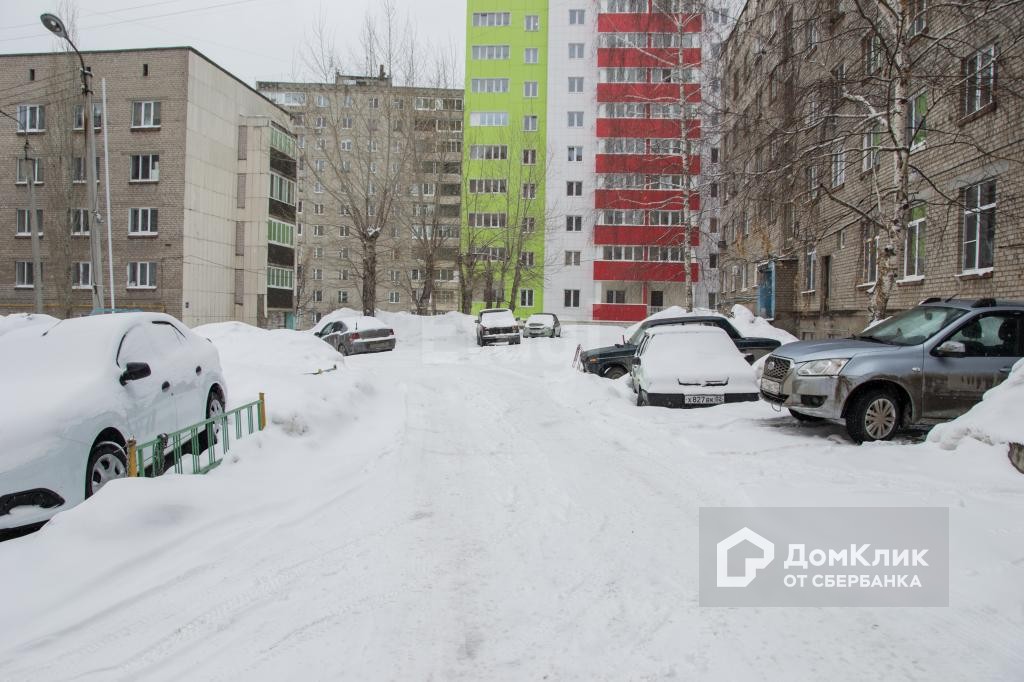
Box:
716;527;775;587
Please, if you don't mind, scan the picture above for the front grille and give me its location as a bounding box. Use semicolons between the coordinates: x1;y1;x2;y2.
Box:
762;355;791;381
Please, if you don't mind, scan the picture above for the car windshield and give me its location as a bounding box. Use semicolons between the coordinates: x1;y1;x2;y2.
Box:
481;310;516;326
856;306;968;346
527;314;554;325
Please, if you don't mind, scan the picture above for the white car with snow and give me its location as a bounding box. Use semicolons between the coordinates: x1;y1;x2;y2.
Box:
0;313;227;531
631;326;760;408
476;308;521;346
523;313;562;338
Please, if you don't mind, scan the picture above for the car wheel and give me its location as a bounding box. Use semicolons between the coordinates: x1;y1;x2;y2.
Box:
86;440;127;498
789;409;825;423
846;388;900;443
604;366;627;380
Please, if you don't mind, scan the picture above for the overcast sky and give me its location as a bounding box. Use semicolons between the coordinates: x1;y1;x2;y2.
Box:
1;0;467;86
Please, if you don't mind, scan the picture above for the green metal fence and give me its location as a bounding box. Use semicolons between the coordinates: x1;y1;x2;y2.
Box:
128;394;266;478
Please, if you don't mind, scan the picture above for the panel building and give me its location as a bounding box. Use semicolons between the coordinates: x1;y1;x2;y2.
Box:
0;47;298;327
463;0;727;322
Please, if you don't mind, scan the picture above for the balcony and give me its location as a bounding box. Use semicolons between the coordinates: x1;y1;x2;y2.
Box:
592;303;649;322
593;260;700;283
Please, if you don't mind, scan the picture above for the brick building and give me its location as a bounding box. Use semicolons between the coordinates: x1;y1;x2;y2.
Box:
719;0;1024;338
0;47;298;327
257;75;464;326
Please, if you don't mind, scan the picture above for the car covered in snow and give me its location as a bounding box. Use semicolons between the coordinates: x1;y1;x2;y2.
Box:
580;315;781;379
523;313;561;338
760;298;1024;442
476;308;521;346
631;326;759;408
0;313;227;531
315;316;396;355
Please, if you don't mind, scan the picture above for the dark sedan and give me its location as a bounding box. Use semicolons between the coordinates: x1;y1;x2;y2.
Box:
579;315;781;379
316;316;396;355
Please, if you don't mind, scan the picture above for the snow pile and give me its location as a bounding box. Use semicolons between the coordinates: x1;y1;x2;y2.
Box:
0;312;58;337
309;307;477;349
927;357;1024;449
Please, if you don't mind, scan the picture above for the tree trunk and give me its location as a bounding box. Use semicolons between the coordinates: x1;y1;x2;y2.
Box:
361;238;378;316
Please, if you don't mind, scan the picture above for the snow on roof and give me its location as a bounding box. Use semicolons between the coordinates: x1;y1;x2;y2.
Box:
927;357;1024;449
0;313;59;337
623;305;797;345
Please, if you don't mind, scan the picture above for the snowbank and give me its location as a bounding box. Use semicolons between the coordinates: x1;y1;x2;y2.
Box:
0;312;58;337
927;357;1024;449
622;304;797;345
309;307;477;349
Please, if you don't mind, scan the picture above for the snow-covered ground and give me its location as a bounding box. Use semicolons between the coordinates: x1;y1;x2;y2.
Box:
1;313;1022;681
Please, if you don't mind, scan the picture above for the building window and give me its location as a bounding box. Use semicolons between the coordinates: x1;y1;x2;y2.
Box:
861;124;881;171
472;78;510;94
605;290;626;304
471;45;510;61
70;209;90;235
963;46;996;117
312;289;323;303
522;149;537;165
15;261;37;288
567;181;583;196
16;104;45;132
469;111;509;127
522;183;537;199
72;102;102;130
15;158;43;184
72;156;100;183
831;144;846;187
338;290;349;304
469;178;507;194
519;289;535;307
312;268;323;281
863;231;879;283
904;205;926;278
568;145;583;162
804;248;816;291
16;209;43;236
472;12;510;26
963;179;996;272
131;101;161;128
130;154;159;182
127;261;158;289
129;208;158;235
567;111;583;127
267;266;294;289
523;115;539;132
523;81;539;98
564;289;581;307
568;43;584;59
525;14;539;31
602;246;644;261
524;48;539;64
313;224;326;236
907;91;927;149
569;9;585;24
566;215;582;232
909;0;927;36
72;261;92;289
388;291;400;304
565;250;581;266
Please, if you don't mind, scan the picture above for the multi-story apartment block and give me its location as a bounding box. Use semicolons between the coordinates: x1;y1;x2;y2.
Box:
719;0;1024;338
0;47;298;327
463;0;725;322
257;74;463;325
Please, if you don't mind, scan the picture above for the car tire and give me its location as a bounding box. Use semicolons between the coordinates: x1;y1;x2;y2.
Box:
200;389;225;454
789;409;825;423
85;440;127;498
845;388;900;443
604;366;627;380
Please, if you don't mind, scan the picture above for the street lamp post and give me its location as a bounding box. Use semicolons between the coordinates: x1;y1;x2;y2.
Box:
41;13;104;313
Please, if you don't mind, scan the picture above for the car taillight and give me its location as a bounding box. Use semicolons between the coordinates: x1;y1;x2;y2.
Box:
350;333;361;340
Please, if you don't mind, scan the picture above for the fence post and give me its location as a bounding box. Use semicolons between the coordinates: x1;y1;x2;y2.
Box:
258;392;267;431
127;438;137;477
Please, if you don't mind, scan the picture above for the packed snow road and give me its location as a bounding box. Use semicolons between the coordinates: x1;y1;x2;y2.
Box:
0;316;1022;681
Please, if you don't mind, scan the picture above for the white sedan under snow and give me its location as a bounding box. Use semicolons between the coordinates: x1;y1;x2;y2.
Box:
0;313;227;531
631;325;760;408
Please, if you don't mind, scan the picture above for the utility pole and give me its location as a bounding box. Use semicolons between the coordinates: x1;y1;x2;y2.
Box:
42;13;104;312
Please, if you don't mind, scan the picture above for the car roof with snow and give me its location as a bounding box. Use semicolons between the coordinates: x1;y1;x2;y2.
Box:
333;316;388;331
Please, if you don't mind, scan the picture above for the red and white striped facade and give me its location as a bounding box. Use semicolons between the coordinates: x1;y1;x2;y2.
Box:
545;0;720;323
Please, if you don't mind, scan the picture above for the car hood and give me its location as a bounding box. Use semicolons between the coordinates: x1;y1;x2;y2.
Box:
773;338;904;362
581;343;634;359
742;336;782;348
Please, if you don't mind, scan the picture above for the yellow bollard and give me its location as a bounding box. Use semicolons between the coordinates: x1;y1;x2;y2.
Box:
127;438;137;477
258;392;267;431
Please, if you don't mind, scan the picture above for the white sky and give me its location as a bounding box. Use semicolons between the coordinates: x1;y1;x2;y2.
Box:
0;0;467;86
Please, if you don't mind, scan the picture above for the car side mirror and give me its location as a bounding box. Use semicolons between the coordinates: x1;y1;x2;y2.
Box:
119;362;151;385
934;340;966;357
631;356;641;366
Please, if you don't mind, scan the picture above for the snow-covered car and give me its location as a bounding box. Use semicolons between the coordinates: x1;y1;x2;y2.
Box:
631;326;759;408
476;308;521;346
315;316;396;355
0;313;227;531
523;313;561;338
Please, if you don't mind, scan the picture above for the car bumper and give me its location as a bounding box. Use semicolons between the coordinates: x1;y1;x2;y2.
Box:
350;338;396;354
759;373;847;418
647;392;759;409
1;446;86;531
524;328;553;337
482;332;520;342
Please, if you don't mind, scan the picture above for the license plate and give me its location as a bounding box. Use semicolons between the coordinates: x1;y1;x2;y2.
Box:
761;378;782;395
685;394;724;405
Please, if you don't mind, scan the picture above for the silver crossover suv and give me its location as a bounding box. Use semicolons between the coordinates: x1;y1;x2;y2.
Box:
760;298;1023;442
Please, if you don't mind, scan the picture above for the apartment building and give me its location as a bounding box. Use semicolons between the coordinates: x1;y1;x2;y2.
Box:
0;47;298;327
719;0;1024;338
464;0;726;322
257;74;463;325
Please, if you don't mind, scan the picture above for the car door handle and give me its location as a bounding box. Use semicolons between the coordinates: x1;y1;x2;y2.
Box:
161;381;171;392
195;365;202;375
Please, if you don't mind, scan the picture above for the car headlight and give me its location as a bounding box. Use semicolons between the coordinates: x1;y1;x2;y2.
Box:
796;358;849;376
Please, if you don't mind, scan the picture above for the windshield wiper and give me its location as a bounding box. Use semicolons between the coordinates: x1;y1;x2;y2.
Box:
852;334;890;344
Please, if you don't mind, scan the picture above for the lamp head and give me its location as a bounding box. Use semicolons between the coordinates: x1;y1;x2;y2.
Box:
40;14;69;40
